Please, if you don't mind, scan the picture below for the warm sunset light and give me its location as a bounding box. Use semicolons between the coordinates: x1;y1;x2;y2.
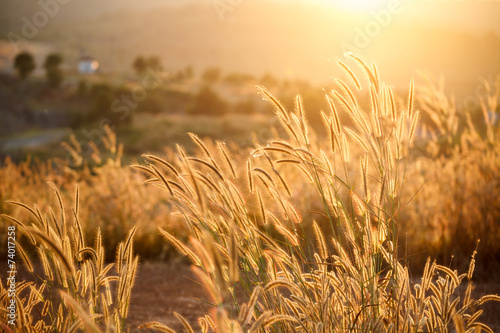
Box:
1;0;500;331
332;0;393;11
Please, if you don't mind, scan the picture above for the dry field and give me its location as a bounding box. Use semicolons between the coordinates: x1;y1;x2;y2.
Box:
1;56;500;332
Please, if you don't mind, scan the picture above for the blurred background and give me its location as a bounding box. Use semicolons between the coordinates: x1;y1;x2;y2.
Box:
1;0;500;159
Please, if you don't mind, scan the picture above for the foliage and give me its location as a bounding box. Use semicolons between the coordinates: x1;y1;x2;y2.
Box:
87;83;132;125
14;52;35;80
260;72;279;88
139;92;164;114
224;72;255;86
77;79;89;97
133;55;163;75
43;53;64;88
187;85;228;116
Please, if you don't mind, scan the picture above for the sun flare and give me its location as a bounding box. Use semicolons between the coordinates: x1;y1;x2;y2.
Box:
332;0;391;11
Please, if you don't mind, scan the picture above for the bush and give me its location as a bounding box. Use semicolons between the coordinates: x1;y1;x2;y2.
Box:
44;53;63;88
187;85;228;116
138;92;164;114
162;88;192;112
89;83;114;121
87;83;132;125
224;72;255;86
76;79;89;97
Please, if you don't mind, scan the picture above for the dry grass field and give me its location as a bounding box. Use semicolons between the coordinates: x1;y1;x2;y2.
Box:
1;56;500;332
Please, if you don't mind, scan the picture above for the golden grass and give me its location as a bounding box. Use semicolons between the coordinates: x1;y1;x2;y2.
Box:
0;184;138;332
135;56;499;332
402;74;500;276
1;56;499;332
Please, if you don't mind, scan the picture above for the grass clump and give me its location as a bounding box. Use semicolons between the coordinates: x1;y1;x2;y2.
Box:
0;183;138;332
401;74;500;278
137;55;500;332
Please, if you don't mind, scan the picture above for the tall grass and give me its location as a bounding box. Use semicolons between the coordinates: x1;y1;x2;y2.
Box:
402;74;500;277
1;56;499;332
138;55;500;332
0;127;177;262
0;183;138;332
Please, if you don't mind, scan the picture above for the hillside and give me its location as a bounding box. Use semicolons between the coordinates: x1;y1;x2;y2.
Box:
1;1;500;93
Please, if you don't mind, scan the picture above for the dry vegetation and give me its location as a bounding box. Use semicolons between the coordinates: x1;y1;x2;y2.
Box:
402;75;500;277
1;56;499;332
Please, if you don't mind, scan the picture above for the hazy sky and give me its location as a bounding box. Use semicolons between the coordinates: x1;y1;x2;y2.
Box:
1;0;500;91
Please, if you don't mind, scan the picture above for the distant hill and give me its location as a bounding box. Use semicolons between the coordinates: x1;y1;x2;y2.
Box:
2;0;500;94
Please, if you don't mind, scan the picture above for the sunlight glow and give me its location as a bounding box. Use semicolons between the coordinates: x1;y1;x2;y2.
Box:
332;0;391;12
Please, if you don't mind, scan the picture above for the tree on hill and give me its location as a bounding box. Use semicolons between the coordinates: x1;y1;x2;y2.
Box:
14;52;35;80
146;56;162;71
44;53;63;88
133;55;147;74
133;55;162;74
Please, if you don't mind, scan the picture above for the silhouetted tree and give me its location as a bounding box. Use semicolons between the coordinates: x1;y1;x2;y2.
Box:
133;55;162;74
14;52;35;80
44;53;63;88
146;56;162;71
133;55;147;74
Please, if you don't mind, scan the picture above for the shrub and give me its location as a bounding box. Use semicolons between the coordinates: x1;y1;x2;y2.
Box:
139;93;164;114
187;85;228;116
44;53;64;88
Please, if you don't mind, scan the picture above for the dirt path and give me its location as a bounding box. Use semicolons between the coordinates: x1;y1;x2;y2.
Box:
125;262;213;332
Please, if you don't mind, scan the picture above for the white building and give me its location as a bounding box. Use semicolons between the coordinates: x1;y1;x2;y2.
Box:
78;55;99;74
